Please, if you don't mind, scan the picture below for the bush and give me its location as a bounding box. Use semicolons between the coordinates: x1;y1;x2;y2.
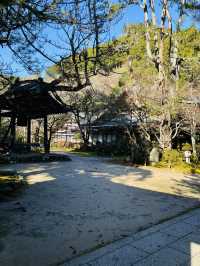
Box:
118;73;129;87
118;78;126;87
191;154;199;164
182;143;192;151
174;161;194;174
195;144;200;161
182;143;199;163
161;149;183;168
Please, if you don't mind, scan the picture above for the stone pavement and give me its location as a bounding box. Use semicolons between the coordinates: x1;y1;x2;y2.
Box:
1;156;200;265
65;208;200;266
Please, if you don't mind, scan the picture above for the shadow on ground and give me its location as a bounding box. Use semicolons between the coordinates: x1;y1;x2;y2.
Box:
0;155;200;266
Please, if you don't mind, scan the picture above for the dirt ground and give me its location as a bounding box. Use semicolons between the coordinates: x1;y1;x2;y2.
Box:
0;154;200;266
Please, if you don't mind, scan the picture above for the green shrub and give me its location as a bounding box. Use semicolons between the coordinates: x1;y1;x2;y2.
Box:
161;149;183;167
118;78;126;87
154;148;200;174
191;154;199;164
182;143;199;164
174;161;193;174
182;143;192;151
195;144;200;161
118;73;130;87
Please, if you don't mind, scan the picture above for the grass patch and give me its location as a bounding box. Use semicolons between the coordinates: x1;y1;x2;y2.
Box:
153;161;200;174
51;147;100;157
152;149;200;174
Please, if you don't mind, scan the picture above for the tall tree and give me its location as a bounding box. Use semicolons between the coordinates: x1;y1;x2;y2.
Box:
0;1;118;91
124;0;185;150
67;88;106;148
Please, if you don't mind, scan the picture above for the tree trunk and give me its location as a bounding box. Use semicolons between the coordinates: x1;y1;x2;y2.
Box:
75;117;90;149
191;132;197;157
80;128;90;149
47;135;52;154
141;0;178;152
159;124;172;150
130;144;135;162
157;110;172;150
47;142;50;154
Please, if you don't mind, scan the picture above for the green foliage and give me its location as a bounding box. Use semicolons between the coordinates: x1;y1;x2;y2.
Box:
182;143;192;151
111;86;123;96
16;134;25;144
195;144;200;160
155;147;200;174
174;161;194;174
118;74;128;87
46;23;200;90
74;132;81;140
177;27;200;84
108;3;122;17
161;149;183;167
156;152;190;173
46;65;62;78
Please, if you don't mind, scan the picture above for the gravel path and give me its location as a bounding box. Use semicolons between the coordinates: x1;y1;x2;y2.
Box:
0;154;200;266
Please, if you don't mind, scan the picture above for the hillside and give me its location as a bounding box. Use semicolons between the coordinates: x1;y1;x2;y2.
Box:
46;24;200;96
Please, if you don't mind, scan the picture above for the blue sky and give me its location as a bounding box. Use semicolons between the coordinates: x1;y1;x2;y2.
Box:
0;2;196;78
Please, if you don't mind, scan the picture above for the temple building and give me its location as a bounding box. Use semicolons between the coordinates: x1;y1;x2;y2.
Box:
0;78;70;153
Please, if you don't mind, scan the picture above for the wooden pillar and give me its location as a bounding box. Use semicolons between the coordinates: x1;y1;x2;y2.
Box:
27;119;31;151
10;115;16;149
44;116;49;153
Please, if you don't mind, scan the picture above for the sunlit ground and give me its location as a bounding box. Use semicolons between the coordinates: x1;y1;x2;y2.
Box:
0;155;200;265
111;166;200;199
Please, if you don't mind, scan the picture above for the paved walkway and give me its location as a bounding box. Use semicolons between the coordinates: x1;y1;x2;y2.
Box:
65;208;200;266
1;155;200;265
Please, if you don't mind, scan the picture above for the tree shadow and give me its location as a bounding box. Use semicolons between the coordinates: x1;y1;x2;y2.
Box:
0;156;200;265
171;173;200;197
